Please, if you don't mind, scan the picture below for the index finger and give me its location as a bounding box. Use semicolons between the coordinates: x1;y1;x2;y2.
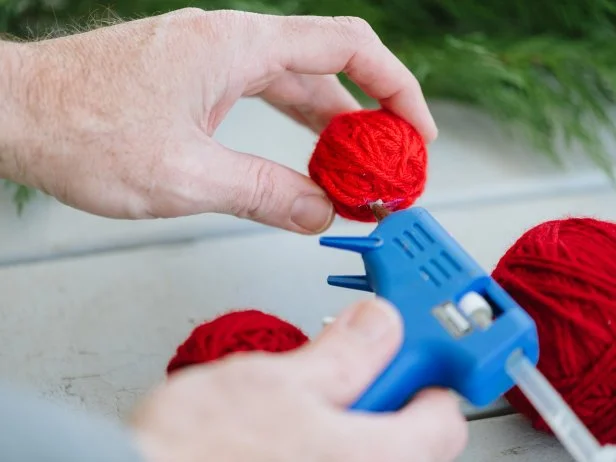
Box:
266;14;438;142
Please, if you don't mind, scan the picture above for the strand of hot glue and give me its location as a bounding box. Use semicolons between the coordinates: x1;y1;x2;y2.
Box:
321;202;616;462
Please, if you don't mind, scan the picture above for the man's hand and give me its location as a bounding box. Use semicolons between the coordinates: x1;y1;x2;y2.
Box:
1;9;436;233
129;299;467;462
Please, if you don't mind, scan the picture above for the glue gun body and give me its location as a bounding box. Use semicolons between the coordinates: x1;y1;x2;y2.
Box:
320;207;540;412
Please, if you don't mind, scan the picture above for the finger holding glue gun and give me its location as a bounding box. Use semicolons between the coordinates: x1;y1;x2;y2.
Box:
319;201;616;462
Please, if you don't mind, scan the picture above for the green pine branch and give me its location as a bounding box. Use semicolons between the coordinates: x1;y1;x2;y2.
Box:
2;0;616;214
402;34;616;174
3;180;37;215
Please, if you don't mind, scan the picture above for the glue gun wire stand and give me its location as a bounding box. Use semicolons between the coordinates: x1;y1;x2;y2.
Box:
320;204;616;462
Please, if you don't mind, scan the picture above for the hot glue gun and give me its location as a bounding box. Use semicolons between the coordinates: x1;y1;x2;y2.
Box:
319;203;616;462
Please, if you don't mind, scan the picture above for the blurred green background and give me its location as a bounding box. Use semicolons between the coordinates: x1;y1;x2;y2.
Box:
2;0;616;211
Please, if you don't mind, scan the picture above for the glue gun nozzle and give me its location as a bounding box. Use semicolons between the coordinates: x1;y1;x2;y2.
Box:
370;200;392;222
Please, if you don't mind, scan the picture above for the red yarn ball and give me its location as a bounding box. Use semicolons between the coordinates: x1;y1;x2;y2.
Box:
308;109;427;222
167;309;309;374
492;217;616;444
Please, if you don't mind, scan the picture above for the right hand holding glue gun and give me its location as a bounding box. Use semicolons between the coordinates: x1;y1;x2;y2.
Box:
130;299;467;462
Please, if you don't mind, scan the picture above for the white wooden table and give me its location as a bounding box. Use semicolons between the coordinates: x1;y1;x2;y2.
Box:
0;98;613;461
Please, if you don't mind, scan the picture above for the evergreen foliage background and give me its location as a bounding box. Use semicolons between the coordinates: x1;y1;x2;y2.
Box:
1;0;616;212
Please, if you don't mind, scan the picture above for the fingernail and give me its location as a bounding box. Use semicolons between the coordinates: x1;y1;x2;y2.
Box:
291;194;334;233
346;300;399;342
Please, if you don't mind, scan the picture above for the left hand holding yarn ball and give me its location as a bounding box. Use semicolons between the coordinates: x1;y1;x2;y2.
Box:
1;9;435;235
130;300;467;462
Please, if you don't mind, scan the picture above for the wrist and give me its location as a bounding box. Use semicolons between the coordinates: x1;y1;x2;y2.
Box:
0;40;29;182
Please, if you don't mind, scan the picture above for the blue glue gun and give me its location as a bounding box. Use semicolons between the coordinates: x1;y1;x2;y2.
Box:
319;204;540;412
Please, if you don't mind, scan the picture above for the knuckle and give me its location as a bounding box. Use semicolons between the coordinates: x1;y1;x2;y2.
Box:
170;8;254;43
173;7;212;36
239;159;278;220
167;7;210;32
207;9;259;38
319;338;365;391
332;16;377;42
208;8;253;25
174;6;208;20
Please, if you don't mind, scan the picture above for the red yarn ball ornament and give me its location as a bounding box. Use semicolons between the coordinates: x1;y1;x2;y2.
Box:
308;109;428;222
166;309;309;374
492;217;616;444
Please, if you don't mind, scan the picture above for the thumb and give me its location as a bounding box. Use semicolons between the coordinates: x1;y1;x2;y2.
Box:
207;140;335;234
294;298;403;407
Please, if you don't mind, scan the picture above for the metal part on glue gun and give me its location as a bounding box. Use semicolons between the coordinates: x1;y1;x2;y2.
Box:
323;294;494;331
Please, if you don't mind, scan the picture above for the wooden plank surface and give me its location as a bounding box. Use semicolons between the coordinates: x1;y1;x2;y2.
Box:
0;98;612;265
461;414;572;461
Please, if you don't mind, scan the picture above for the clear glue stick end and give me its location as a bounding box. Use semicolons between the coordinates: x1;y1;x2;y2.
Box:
591;446;616;462
505;350;616;462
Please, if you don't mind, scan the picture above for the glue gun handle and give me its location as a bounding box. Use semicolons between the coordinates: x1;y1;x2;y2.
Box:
350;345;447;413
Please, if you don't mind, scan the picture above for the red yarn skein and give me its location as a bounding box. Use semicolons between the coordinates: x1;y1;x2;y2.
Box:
492;217;616;444
308;109;428;222
167;309;309;374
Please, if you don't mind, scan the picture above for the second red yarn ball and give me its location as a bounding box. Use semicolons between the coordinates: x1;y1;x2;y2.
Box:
493;217;616;444
308;109;427;222
167;309;309;374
